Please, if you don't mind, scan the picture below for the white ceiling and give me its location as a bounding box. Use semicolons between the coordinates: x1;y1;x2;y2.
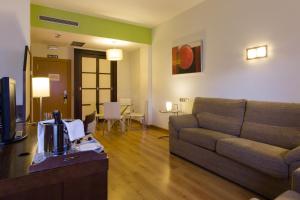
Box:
31;0;206;27
31;27;145;51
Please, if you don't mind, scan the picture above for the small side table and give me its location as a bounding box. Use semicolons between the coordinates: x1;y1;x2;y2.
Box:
158;109;182;139
159;110;182;116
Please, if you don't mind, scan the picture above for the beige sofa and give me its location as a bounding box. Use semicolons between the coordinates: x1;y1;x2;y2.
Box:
169;97;300;199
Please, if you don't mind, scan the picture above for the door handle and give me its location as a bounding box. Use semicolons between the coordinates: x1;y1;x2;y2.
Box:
64;90;68;104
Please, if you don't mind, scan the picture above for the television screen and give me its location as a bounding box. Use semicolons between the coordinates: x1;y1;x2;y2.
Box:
0;77;16;142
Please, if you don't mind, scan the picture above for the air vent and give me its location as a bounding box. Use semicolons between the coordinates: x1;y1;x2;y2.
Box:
71;41;85;47
39;15;79;27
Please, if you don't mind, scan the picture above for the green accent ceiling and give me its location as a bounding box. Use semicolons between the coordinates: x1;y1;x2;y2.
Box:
31;4;152;44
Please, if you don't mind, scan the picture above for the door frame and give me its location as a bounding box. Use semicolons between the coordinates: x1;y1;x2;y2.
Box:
74;48;117;119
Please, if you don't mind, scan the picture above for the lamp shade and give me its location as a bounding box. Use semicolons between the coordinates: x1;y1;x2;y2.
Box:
106;49;123;61
32;77;50;98
166;101;173;112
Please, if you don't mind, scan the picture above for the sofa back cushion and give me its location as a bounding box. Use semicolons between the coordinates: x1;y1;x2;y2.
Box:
241;101;300;149
192;97;246;136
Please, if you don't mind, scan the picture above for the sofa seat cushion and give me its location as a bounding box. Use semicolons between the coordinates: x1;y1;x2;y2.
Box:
216;138;289;178
179;128;236;151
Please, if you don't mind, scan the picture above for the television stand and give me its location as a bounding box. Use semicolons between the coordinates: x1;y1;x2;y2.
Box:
0;125;108;200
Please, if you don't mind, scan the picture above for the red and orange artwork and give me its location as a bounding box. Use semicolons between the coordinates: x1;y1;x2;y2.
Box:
172;41;202;75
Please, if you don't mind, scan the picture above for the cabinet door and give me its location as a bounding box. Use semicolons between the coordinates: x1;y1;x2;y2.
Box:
0;183;63;200
64;173;107;200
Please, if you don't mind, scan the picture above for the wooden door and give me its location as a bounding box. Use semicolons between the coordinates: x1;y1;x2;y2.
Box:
33;57;71;121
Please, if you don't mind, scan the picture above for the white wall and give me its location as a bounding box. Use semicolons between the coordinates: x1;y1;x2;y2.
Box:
128;46;152;124
117;51;132;99
140;46;152;124
128;49;140;111
152;0;300;129
0;0;30;105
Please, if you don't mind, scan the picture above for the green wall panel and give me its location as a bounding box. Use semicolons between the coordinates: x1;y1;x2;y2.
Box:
31;4;152;44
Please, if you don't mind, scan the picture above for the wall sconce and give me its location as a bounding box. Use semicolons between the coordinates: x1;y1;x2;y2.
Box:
246;45;268;60
166;101;173;112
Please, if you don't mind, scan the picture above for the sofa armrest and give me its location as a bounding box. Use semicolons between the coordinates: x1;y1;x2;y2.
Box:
169;114;198;132
284;146;300;165
292;168;300;193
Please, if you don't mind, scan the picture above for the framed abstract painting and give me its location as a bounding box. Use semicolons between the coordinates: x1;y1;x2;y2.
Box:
172;40;203;75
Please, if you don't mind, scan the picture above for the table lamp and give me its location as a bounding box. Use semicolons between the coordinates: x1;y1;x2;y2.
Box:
166;101;173;112
32;77;50;121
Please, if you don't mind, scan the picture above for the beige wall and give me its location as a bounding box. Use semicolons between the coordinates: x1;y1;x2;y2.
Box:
152;0;300;129
30;43;73;59
0;0;30;105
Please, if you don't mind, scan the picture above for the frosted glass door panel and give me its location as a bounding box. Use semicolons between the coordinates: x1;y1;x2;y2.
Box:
99;75;110;88
99;59;110;73
82;90;96;119
80;57;113;119
82;57;96;72
82;90;96;104
99;59;111;104
82;74;96;88
99;90;111;103
81;56;97;119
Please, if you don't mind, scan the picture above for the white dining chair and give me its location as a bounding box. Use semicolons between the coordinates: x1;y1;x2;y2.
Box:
126;101;147;129
103;102;126;134
119;98;132;115
95;104;104;121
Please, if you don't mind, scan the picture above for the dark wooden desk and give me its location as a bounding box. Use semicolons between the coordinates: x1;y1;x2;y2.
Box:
0;124;108;200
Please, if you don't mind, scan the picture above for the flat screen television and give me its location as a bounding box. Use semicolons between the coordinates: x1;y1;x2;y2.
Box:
0;77;16;142
0;77;27;144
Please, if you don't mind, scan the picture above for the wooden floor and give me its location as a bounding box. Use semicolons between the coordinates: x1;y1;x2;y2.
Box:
94;124;263;200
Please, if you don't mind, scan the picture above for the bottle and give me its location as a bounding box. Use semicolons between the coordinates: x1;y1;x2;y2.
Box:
52;110;64;155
